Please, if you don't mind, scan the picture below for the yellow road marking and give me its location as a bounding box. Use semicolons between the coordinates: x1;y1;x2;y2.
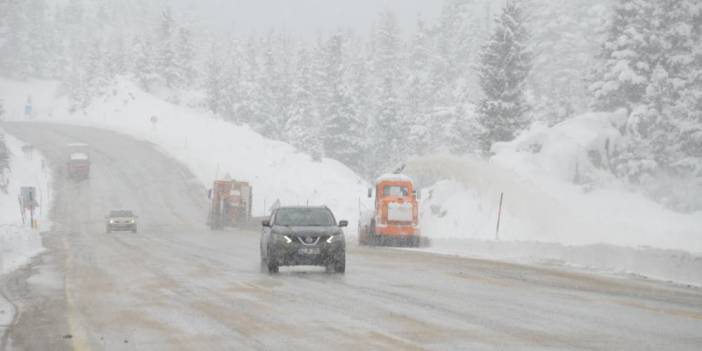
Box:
62;236;91;351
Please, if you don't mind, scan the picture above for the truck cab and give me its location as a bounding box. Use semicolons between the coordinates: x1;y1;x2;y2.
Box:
361;174;421;247
66;143;90;181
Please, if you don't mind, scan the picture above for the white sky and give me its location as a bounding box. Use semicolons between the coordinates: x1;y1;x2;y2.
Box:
175;0;443;35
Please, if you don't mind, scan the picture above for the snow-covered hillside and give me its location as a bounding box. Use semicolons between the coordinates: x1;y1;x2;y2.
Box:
410;111;702;254
0;78;370;231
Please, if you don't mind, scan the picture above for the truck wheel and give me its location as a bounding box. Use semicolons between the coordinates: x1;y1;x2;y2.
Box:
369;220;379;246
334;257;346;273
267;259;279;274
266;248;279;273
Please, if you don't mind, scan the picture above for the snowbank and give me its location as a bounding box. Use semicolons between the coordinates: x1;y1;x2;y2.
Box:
0;131;50;275
406;111;702;284
492;111;627;186
0;78;369;231
420;239;702;287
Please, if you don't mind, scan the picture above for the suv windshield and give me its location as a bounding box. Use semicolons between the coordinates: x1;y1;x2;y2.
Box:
110;210;133;217
274;208;335;227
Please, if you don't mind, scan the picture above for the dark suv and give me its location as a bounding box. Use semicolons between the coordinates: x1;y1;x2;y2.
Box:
260;206;347;273
105;210;138;233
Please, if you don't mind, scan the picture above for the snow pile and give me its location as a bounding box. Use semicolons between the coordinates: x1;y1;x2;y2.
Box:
423;239;702;287
0;131;49;276
491;110;628;186
0;78;369;230
407;111;702;283
410;135;702;252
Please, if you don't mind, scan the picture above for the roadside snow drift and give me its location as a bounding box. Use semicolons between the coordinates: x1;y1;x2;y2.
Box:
0;78;369;231
406;112;702;284
0;131;49;276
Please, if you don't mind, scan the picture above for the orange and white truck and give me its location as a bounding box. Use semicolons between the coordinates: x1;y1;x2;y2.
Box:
359;173;422;247
207;179;253;230
66;143;90;181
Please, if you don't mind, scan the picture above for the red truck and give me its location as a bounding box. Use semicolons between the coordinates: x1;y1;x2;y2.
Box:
208;179;253;230
66;143;90;181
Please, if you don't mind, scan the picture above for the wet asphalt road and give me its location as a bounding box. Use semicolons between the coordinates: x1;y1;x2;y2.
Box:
2;122;702;351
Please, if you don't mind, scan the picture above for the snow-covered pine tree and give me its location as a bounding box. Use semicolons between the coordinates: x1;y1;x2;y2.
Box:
286;45;323;161
234;35;264;128
157;8;177;89
0;0;52;79
174;27;196;88
593;0;702;185
319;32;364;171
248;33;292;139
404;17;434;157
132;35;159;91
589;0;655;112
347;42;373;174
529;0;610;125
477;0;532;154
203;43;225;114
369;10;405;174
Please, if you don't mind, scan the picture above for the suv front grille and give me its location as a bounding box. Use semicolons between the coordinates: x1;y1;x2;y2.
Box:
296;236;321;246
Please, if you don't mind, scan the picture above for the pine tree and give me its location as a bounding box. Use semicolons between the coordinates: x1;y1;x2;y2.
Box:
319;32;365;170
132;35;159;91
477;0;533;154
204;43;225;114
589;0;655;111
405;17;435;156
593;0;702;185
174;27;196;88
529;0;610;124
156;8;177;89
369;10;406;173
285;45;322;160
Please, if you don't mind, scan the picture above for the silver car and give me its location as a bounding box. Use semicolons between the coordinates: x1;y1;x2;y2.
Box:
105;210;138;233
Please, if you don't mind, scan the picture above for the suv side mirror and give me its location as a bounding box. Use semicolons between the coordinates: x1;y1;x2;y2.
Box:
262;219;271;227
367;188;372;198
338;220;348;227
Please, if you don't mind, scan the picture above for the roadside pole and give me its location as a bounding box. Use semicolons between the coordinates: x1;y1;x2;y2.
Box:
29;190;35;229
495;192;504;241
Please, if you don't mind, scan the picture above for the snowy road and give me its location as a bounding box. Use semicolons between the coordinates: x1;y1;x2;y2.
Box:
2;122;702;351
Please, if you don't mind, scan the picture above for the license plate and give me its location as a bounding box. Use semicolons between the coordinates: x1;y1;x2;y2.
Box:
298;248;320;255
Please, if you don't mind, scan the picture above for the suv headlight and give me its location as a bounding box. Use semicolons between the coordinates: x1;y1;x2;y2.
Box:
274;233;293;244
327;234;343;244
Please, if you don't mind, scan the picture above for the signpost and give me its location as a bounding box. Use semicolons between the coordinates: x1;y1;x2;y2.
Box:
24;96;33;119
495;192;504;241
20;186;38;228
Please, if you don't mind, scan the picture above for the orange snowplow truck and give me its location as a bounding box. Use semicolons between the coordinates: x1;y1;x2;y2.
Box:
359;174;421;247
208;179;253;230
